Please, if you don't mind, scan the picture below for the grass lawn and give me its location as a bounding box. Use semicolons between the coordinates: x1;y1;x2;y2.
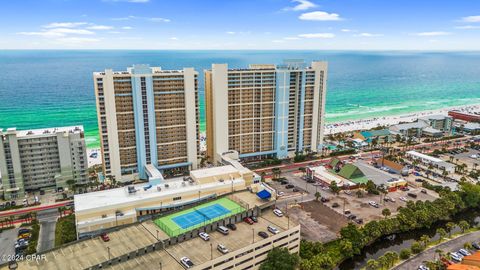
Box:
154;197;244;237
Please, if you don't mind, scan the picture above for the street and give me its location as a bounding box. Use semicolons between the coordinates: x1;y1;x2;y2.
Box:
393;230;480;270
37;209;59;252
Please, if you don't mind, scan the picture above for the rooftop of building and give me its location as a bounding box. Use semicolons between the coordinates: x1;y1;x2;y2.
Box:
74;165;245;213
0;126;84;138
93;64;197;76
422;126;443;134
375;158;405;172
390;121;429;130
354;161;405;187
419;114;452;121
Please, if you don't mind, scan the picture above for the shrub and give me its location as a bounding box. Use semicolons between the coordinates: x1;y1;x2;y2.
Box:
399;248;411;259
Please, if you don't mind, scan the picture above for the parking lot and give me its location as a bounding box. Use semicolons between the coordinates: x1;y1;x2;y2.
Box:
0;228;20;265
440;148;480;170
20;224;158;270
323;185;438;223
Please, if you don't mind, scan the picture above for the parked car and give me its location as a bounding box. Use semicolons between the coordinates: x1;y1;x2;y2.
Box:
18;228;30;236
280;180;288;185
418;265;430;270
320;197;330;203
243;217;254;225
267;225;279;234
354;218;363;224
450;252;462;262
250;216;258;223
368;201;379;208
217;244;229;254
180;257;194;269
217;226;229;235
100;233;110;242
399;196;408;202
472;242;480;250
18;233;31;240
226;223;237;231
415;178;424;182
273;209;283;217
407;193;418;198
421;189;427;194
258;231;269;239
344;190;352;195
198;232;210;241
285;184;294;189
277;191;285;196
458;249;471;256
332;202;340;208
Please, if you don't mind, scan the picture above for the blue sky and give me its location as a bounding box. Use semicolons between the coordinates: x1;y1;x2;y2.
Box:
1;0;480;50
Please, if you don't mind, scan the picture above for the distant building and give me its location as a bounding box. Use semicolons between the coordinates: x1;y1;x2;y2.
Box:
93;65;201;183
374;157;409;175
421;127;444;138
418;114;453;132
0;126;88;199
406;151;455;173
389;121;428;138
462;122;480;134
448;110;480;123
205;60;328;163
354;161;407;191
352;129;392;144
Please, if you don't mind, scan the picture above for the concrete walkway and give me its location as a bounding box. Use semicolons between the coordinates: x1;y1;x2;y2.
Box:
37;209;59;252
393;230;480;270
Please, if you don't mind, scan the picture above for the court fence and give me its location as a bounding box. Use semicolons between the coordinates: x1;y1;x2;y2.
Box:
155;202;245;237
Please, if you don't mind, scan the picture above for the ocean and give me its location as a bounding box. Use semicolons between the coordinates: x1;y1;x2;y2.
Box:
0;50;479;149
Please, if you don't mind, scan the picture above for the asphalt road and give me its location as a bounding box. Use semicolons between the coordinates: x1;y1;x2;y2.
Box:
393;230;480;270
0;227;19;264
37;209;58;253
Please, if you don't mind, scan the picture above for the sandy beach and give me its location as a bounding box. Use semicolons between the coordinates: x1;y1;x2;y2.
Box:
325;103;480;135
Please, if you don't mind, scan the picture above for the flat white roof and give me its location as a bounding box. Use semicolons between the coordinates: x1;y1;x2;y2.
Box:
0;126;84;137
190;165;239;179
74;176;244;213
406;151;443;162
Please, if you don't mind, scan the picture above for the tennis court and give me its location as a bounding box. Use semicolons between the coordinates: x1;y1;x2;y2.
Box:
155;197;245;237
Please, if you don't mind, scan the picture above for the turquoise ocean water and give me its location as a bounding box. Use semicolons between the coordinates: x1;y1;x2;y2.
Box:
0;50;479;148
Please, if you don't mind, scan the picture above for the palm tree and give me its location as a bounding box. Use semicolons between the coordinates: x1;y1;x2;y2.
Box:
366;259;379;270
315;192;321;202
420;235;430;248
382;208;391;219
434;248;444;261
458;220;470;233
446;222;456;237
437;228;447;242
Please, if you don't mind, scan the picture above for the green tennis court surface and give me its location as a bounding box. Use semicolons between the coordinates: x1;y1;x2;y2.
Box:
154;197;245;237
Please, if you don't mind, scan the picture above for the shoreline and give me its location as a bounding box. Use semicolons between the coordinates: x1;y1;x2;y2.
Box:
325;103;480;135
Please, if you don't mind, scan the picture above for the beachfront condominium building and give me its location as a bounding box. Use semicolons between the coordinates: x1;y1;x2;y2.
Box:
205;60;328;163
0;126;88;199
93;65;200;183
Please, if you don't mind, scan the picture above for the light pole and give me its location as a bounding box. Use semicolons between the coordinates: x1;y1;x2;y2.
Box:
210;243;213;260
107;246;111;260
156;229;159;241
252;228;255;243
159;262;162;270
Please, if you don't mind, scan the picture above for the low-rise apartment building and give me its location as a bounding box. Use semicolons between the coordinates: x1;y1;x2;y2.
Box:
0;126;88;199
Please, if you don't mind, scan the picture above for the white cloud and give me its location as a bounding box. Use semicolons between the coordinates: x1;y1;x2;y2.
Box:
111;16;137;21
299;11;342;21
355;32;383;37
298;33;335;38
122;26;133;30
272;40;285;43
87;25;114;30
460;15;480;23
284;37;300;40
226;31;236;35
341;29;352;32
18;28;95;37
148;17;170;22
43;22;88;28
169;37;178;40
455;25;480;30
284;0;317;11
413;31;451;36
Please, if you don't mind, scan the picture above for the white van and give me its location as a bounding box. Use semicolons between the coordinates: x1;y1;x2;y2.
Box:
217;226;229;235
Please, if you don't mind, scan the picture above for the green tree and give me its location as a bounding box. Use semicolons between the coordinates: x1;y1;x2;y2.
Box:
446;222;456;237
459;220;470;233
329;181;341;195
339;239;354;258
366;259;379;270
436;228;447;241
340;223;365;255
365;180;379;195
410;241;424;254
260;247;299;270
419;235;430;248
314;191;321;202
384;251;399;267
381;208;391;219
399;248;411;260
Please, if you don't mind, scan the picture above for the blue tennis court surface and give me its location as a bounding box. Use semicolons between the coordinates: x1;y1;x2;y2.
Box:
172;203;230;229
